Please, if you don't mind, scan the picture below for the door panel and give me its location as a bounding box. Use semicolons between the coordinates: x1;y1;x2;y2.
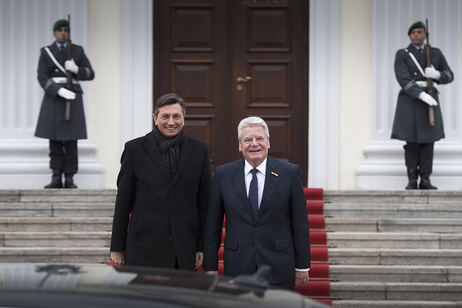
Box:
154;0;308;183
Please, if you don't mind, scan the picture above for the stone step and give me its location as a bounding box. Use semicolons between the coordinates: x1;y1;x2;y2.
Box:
0;217;112;232
328;248;462;266
329;265;462;283
0;232;111;247
324;203;462;219
0;203;115;217
324;190;462;205
332;300;462;308
326;217;462;233
0;247;109;263
0;189;116;203
329;282;462;301
327;232;462;249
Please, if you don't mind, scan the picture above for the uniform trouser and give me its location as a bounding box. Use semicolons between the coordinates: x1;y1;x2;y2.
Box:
404;142;434;175
49;140;78;175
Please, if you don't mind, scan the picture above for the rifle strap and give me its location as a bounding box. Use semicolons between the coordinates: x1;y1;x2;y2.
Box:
404;48;425;77
44;47;67;75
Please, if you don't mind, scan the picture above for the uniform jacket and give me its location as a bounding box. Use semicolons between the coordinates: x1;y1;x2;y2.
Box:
110;131;212;270
391;44;454;143
203;156;310;284
35;42;95;141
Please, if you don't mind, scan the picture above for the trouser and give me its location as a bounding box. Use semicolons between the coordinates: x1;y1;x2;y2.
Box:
49;140;78;174
404;142;434;175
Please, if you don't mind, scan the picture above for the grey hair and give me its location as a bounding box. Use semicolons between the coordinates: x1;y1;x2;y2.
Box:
237;116;270;141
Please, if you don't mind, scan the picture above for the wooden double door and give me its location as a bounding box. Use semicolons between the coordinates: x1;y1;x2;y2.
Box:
154;0;308;184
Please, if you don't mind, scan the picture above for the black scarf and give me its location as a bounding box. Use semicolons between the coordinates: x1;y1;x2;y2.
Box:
152;126;185;177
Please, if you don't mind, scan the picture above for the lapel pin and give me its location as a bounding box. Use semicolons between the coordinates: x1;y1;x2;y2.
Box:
271;172;278;177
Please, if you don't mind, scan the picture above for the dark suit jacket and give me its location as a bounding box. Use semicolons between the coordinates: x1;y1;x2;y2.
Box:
203;156;310;284
110;130;211;270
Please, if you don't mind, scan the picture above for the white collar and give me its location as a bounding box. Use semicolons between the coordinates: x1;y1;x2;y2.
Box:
244;157;267;176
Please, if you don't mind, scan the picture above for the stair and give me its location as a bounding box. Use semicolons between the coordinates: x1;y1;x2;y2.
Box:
1;189;462;307
0;189;115;264
324;190;462;308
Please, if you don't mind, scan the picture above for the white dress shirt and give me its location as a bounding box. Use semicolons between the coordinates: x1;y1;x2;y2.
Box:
244;158;266;209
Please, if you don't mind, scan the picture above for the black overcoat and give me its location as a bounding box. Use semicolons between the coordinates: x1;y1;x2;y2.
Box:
110;131;212;270
35;42;95;141
391;44;454;143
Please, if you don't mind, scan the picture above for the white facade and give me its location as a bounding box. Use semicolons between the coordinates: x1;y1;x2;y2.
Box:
0;0;461;190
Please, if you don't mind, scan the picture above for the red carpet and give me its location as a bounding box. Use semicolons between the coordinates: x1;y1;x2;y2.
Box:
295;187;332;306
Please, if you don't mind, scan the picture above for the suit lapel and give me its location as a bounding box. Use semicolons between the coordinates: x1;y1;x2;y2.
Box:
232;159;255;220
143;131;172;181
259;157;278;216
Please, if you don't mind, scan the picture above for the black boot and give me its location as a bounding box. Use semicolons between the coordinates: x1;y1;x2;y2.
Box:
419;174;437;190
64;174;78;189
44;169;62;188
405;167;418;190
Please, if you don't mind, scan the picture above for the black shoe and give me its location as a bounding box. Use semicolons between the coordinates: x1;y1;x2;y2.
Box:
44;170;62;188
405;180;418;190
419;177;437;190
64;175;78;189
405;167;418;190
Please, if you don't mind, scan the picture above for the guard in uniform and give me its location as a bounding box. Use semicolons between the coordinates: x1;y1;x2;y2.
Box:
391;21;454;190
35;19;95;188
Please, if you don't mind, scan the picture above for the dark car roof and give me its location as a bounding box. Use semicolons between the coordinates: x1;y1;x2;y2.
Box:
0;264;329;308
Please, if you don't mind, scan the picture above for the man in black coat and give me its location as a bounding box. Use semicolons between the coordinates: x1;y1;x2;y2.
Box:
203;116;310;290
35;19;95;189
110;93;212;271
391;21;454;190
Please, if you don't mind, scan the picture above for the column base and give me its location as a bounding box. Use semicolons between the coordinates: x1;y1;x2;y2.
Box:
0;139;105;189
356;141;462;190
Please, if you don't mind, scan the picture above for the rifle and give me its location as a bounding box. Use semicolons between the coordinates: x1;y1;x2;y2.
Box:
65;14;72;121
425;19;435;126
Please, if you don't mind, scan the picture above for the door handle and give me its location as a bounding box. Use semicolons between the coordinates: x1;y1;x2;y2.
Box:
237;76;252;83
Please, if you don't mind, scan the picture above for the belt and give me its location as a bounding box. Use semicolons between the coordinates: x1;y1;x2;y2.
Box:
52;77;80;84
416;81;436;89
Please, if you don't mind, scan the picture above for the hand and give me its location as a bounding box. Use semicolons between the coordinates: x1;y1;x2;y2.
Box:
424;66;439;80
57;88;76;100
65;59;79;74
195;252;203;270
419;92;438;106
110;251;125;266
294;270;309;286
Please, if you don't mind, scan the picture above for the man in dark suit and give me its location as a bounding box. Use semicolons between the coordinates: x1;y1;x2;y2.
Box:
35;19;95;189
391;21;454;190
110;93;212;271
203;116;310;290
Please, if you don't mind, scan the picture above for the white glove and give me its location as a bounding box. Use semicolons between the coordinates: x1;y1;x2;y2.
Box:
57;88;76;100
419;92;438;106
424;66;439;80
65;59;79;74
